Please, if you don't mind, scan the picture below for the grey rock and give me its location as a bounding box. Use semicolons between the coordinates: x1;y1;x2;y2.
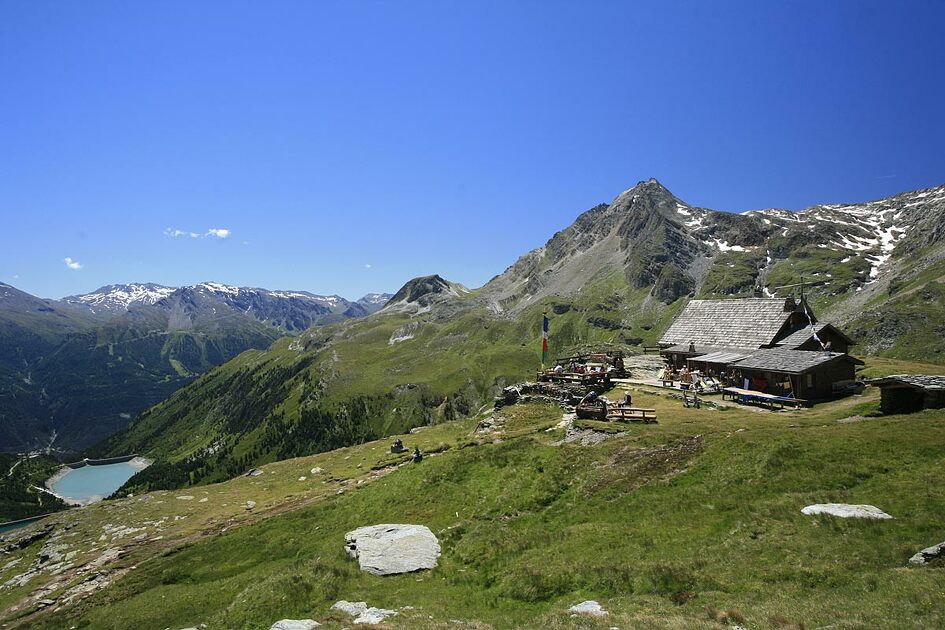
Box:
330;600;368;616
569;600;607;616
353;607;397;624
909;541;945;565
270;621;320;630
801;503;893;519
244;500;257;510
344;524;440;576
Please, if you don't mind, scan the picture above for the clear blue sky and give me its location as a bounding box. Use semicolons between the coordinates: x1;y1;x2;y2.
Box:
2;1;943;299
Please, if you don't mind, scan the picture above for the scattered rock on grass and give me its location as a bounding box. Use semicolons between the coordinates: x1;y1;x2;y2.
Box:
344;524;440;576
801;504;893;519
270;620;321;630
330;600;368;616
354;608;397;624
244;500;256;511
246;468;264;477
909;541;945;565
569;600;607;616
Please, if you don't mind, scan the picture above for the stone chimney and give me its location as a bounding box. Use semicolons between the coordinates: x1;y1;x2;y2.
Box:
783;296;797;312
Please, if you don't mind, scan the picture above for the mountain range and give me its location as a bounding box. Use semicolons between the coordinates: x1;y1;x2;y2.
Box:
0;282;392;452
89;178;945;493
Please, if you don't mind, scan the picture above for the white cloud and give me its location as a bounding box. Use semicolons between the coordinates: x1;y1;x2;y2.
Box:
64;257;83;270
12;274;18;279
364;263;372;269
164;227;231;239
164;228;200;238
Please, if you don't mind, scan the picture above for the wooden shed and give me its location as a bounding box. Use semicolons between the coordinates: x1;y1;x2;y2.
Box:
729;349;864;401
870;375;945;414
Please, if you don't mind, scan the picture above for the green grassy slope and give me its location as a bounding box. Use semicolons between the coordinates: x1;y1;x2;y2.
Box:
95;273;686;489
5;371;944;629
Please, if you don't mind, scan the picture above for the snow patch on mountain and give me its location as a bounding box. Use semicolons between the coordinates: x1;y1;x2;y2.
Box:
62;283;176;313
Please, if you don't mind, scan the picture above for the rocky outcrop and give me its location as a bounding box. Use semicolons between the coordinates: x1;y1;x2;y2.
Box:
801;504;893;519
344;524;440;576
909;541;945;565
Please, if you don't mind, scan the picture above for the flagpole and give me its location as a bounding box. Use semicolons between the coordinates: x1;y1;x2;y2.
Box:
541;312;549;369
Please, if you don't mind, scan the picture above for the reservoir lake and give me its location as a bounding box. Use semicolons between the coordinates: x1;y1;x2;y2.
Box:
48;457;150;505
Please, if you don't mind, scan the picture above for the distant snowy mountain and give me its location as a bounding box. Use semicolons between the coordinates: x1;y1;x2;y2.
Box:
61;283;176;314
58;282;394;330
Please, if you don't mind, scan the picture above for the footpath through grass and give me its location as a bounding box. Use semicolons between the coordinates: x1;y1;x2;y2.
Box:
5;380;945;629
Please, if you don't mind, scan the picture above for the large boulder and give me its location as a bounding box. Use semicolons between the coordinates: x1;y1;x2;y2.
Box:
344;524;441;576
909;541;945;565
801;504;893;519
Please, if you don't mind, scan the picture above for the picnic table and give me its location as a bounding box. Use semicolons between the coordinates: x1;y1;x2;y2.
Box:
722;387;807;409
608;406;658;423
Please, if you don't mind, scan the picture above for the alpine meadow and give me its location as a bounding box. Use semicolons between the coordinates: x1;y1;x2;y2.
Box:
2;2;945;629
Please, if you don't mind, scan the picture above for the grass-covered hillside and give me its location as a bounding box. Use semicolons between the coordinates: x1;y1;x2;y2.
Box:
3;361;944;628
94;270;686;490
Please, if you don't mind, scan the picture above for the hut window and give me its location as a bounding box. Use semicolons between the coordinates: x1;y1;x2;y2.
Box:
806;373;814;388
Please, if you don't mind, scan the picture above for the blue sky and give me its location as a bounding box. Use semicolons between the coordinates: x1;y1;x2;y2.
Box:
2;1;944;300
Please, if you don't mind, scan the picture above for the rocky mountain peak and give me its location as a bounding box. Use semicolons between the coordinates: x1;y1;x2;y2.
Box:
383;275;469;315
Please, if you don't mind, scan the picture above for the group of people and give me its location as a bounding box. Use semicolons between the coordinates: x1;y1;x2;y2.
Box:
391;438;423;463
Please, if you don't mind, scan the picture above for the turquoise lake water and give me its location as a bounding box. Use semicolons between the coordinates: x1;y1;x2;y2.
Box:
0;515;49;533
50;462;142;504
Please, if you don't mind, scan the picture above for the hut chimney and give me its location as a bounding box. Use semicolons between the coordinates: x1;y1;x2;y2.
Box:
783;296;797;312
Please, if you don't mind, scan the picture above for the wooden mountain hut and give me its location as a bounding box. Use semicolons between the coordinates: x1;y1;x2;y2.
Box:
658;297;816;368
728;349;864;401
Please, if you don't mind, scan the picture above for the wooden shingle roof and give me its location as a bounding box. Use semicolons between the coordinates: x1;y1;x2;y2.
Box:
731;349;862;374
775;322;855;349
659;298;802;349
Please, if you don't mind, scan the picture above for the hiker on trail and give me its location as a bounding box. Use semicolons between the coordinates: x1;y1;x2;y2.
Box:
391;439;407;454
412;447;423;463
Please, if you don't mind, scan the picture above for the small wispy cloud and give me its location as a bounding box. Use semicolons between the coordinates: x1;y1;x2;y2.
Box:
12;274;19;279
64;257;83;270
164;228;200;238
364;263;372;269
164;227;232;239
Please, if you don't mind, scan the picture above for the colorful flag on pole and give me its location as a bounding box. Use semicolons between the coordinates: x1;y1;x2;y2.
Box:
541;314;549;367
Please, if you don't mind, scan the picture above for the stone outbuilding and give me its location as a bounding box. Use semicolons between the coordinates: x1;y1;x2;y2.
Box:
870;375;945;414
